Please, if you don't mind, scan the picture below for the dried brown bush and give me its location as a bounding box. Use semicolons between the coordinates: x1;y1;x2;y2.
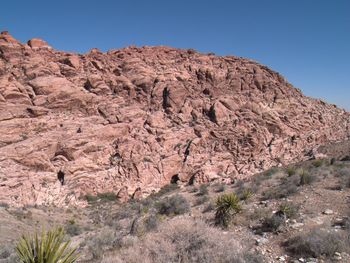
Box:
102;217;264;263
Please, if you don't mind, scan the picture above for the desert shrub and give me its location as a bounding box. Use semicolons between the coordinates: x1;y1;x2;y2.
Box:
156;194;190;216
285;228;349;258
338;176;350;190
0;246;11;259
85;194;98;203
102;217;265;263
111;201;144;221
10;208;33;221
144;214;159;232
336;167;350;177
97;192;117;202
188;186;198;193
65;220;82;236
15;227;78;263
87;228;116;259
249;208;271;221
215;193;242;228
259;214;285;233
235;179;245;188
202;202;215;213
265;167;279;177
214;183;226;192
286;167;296;176
130;213;161;236
156;184;179;196
261;176;298;200
129;217;144;236
195;195;209;206
312;159;323;167
278;203;299;219
299;170;316;185
239;189;254;201
0;245;17;263
197;184;209;196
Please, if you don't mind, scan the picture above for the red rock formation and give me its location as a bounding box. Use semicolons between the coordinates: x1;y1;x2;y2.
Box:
27;38;52;49
0;32;349;206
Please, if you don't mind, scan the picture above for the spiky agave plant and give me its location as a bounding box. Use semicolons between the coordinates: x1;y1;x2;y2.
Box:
215;193;242;228
16;227;78;263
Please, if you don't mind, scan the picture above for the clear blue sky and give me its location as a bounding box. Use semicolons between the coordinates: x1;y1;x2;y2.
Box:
1;0;349;110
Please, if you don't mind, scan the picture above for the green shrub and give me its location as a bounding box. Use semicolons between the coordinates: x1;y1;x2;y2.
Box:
85;194;98;203
265;167;279;177
215;193;242;228
239;189;254;201
15;227;78;263
278;203;299;219
286;167;296;176
312;160;323;167
85;192;117;203
157;194;190;216
299;170;316;185
97;192;117;201
144;214;159;232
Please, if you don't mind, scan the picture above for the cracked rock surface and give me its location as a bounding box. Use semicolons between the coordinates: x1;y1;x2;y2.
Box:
0;31;349;206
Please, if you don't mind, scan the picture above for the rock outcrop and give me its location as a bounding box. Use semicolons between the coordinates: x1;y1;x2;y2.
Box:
0;31;349;206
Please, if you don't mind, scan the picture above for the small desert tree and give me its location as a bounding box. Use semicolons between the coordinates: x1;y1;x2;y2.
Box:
16;227;78;263
215;193;242;228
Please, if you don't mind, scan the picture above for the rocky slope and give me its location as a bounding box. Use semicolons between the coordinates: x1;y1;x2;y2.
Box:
0;31;349;206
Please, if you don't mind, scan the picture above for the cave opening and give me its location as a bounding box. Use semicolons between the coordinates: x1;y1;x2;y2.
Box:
171;174;180;184
57;170;65;186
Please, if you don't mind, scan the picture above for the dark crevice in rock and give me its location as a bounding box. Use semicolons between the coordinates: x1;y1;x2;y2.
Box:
171;174;180;184
162;87;170;110
57;170;65;185
54;150;73;162
207;105;217;124
83;80;93;92
183;140;192;163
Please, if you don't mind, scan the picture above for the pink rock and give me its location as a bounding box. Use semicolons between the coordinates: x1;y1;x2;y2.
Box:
27;38;51;49
0;39;348;207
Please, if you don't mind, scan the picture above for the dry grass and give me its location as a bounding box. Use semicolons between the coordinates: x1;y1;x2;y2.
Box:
101;217;265;263
285;228;350;258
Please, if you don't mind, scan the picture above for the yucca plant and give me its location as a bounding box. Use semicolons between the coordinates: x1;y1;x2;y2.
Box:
16;227;78;263
215;193;242;228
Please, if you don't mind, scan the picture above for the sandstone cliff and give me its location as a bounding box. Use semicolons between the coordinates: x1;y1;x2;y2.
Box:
0;31;349;206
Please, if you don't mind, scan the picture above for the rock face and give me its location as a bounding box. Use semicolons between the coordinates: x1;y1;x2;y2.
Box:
0;31;349;207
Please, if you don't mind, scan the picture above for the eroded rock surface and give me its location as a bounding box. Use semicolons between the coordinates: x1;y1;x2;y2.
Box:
0;31;349;206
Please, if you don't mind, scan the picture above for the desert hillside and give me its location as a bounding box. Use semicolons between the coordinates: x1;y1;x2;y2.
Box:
0;31;349;207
